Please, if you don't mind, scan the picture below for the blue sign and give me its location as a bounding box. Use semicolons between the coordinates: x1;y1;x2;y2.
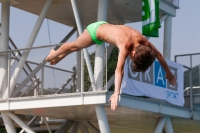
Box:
154;61;166;88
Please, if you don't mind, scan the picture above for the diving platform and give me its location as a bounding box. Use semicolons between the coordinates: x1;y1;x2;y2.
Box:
1;91;200;133
1;0;200;133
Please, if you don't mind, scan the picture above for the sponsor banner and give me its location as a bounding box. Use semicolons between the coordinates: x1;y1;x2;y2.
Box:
121;57;184;106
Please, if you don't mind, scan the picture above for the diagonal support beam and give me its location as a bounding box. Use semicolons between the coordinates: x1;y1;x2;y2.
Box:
1;113;16;133
71;0;97;91
164;117;174;133
80;121;89;133
56;76;72;94
11;59;46;97
19;77;39;97
6;0;53;98
103;74;114;90
43;117;52;133
154;117;167;133
84;121;100;133
10;27;77;97
55;120;73;133
70;121;80;133
5;112;35;133
19;116;38;133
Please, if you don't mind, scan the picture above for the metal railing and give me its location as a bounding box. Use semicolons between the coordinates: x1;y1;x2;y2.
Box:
0;35;112;99
175;53;200;110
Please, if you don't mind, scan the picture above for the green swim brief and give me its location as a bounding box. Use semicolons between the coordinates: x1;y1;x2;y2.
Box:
86;21;107;45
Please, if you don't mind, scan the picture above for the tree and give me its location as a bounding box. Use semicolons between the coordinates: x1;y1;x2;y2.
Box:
83;47;119;91
184;65;200;89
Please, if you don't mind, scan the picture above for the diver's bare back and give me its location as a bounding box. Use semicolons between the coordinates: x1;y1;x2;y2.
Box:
96;24;143;48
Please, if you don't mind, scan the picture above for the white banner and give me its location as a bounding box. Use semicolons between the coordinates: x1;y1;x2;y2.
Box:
121;57;184;106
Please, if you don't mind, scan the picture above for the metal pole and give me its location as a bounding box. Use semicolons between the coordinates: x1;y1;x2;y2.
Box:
94;0;108;90
43;117;52;133
70;0;97;91
19;116;38;133
76;31;81;92
81;50;84;92
34;77;39;97
0;0;9;98
6;0;53;98
190;55;193;110
95;105;110;133
6;112;35;133
163;16;172;59
55;120;73;133
80;121;89;133
11;27;76;97
164;117;174;133
94;0;110;133
84;121;100;133
41;67;44;95
70;121;80;133
199;64;200;87
1;113;16;133
154;117;167;133
0;1;16;132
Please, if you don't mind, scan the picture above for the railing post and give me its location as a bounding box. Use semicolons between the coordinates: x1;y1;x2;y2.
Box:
189;55;193;110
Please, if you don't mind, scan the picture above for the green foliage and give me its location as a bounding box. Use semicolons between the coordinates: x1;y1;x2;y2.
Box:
0;127;22;133
105;47;118;91
84;52;95;91
83;47;119;91
0;127;6;133
184;65;200;89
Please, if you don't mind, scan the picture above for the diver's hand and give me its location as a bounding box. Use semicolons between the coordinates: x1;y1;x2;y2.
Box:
46;49;56;62
166;73;177;86
109;93;119;111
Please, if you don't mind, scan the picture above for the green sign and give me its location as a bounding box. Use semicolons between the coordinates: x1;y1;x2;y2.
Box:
142;0;161;37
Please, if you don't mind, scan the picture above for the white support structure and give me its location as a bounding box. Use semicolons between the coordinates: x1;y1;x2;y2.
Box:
76;32;82;92
84;121;100;133
163;15;172;60
20;116;38;133
164;117;174;133
6;0;53;98
55;120;73;133
94;0;110;133
154;116;174;133
43;117;52;133
11;28;76;97
70;0;97;91
94;0;108;91
95;105;110;133
162;15;174;133
70;121;80;133
1;113;16;133
6;112;35;133
0;0;10;99
0;1;16;133
154;117;166;133
80;121;89;133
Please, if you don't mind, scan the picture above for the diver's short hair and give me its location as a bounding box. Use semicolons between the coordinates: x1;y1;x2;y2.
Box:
131;45;156;72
